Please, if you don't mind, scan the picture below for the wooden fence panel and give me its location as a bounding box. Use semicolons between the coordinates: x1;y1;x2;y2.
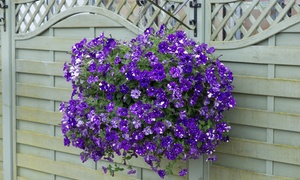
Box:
0;26;3;178
4;0;300;179
13;10;188;179
208;1;300;177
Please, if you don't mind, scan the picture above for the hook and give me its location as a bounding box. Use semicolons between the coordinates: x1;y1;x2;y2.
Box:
136;0;195;30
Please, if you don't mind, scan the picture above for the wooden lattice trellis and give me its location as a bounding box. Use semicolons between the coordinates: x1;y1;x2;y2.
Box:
211;0;300;41
15;0;189;34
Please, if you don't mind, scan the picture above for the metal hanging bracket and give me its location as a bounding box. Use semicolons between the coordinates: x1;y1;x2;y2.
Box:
189;0;201;37
136;0;196;31
0;0;8;31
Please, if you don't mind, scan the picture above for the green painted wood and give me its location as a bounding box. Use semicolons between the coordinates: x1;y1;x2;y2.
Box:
274;97;300;114
17;97;55;111
275;65;300;80
17;106;61;126
16;49;52;62
224;62;268;77
16;60;63;76
233;93;267;110
17;73;54;87
16;83;71;102
8;0;300;179
15;7;140;40
282;23;300;32
217;138;300;165
52;14;124;28
229;124;267;142
213;153;266;173
273;162;300;179
274;130;300;147
225;108;300;132
55;152;96;169
216;46;300;65
233;76;300;98
211;15;300;49
17;130;81;155
18;144;54;160
2;0;15;179
18;168;54;180
210;165;294;180
275;32;300;46
17;121;54;135
16;37;81;52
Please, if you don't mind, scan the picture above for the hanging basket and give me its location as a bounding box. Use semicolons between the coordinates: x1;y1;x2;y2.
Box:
60;24;235;179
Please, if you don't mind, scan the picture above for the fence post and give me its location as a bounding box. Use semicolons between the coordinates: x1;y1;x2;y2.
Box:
1;0;16;179
186;0;211;178
187;0;205;43
188;156;209;180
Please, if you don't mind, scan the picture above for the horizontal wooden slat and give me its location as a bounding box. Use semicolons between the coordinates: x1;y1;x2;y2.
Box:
16;83;71;101
233;76;300;98
17;176;27;180
226;108;300;132
16;130;187;172
282;23;300;33
16;37;81;51
17;130;81;155
0;148;3;162
17;106;61;125
16;60;63;76
0;125;2;139
53;14;123;28
217;138;300;166
210;165;294;180
17;153;138;180
215;46;300;65
210;0;240;3
14;0;38;3
0;149;3;162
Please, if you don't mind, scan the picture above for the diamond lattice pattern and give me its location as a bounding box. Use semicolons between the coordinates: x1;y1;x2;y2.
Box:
211;0;300;41
15;0;189;34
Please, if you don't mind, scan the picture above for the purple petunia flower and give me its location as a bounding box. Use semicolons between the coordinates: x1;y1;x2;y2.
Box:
102;166;108;174
169;67;181;78
120;84;129;94
88;61;97;72
206;47;215;54
114;55;121;64
167;82;178;91
144;27;153;35
105;102;114;112
161;136;173;148
131;89;141;99
116;107;128;116
148;53;159;65
143;126;153;135
178;169;188;176
128;169;137;174
154;121;166;134
146;87;157;97
63;137;70;146
183;64;193;74
158;170;166;179
158;41;169;54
